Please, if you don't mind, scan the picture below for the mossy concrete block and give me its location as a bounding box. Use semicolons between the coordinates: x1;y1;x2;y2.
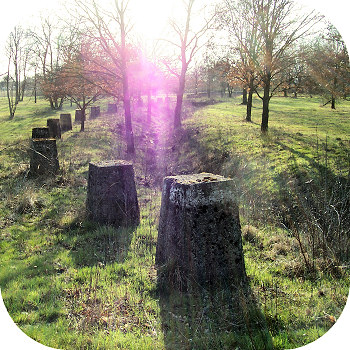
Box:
107;103;118;114
32;127;50;139
86;160;140;227
75;110;84;124
60;114;72;132
156;173;247;292
29;139;59;176
47;119;61;139
90;106;100;119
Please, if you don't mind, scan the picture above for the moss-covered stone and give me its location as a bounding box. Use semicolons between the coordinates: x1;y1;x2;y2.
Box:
86;160;140;227
156;173;247;293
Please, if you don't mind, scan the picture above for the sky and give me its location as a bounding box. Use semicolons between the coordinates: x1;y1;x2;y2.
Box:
0;0;181;74
0;0;350;75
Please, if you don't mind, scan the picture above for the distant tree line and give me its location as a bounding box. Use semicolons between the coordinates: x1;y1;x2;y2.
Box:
3;0;350;149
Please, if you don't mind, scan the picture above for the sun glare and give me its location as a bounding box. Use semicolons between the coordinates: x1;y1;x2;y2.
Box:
132;0;174;40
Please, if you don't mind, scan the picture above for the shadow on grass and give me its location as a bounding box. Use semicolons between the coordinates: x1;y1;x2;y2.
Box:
0;243;71;326
168;126;234;176
273;145;350;267
61;218;135;267
158;284;274;350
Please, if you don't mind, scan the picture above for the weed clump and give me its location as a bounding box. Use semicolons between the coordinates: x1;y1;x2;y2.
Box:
242;225;261;245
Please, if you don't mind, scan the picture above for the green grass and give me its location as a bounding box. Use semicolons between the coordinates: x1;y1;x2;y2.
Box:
0;94;349;349
175;95;350;348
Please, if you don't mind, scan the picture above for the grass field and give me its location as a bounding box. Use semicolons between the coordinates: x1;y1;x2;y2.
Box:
0;94;349;349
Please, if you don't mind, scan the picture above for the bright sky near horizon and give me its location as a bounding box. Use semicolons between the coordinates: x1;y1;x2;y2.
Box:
0;0;179;74
0;0;349;75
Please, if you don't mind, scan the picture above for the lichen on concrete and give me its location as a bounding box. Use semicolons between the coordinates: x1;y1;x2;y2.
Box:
29;139;59;176
156;173;247;293
86;160;140;227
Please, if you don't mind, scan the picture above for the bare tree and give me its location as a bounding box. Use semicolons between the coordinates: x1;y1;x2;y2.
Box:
221;0;262;122
5;27;25;108
302;25;350;109
251;0;320;132
163;0;216;129
18;46;31;102
222;0;319;131
5;26;29;118
73;0;135;154
5;64;17;119
30;17;71;110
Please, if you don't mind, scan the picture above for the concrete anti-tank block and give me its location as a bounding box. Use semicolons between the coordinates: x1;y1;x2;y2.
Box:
156;173;247;292
86;160;140;227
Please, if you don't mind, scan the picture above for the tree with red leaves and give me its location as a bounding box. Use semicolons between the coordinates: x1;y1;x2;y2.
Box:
60;40;107;131
302;25;350;109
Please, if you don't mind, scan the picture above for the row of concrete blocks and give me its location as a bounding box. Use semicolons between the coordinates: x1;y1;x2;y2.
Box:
53;103;117;129
87;161;247;292
39;105;109;139
136;97;171;109
29;114;70;176
32;111;82;141
76;103;117;119
29;104;114;176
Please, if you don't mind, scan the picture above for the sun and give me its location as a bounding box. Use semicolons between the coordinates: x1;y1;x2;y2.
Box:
131;0;176;44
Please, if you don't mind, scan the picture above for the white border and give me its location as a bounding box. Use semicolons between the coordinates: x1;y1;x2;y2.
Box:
0;0;349;349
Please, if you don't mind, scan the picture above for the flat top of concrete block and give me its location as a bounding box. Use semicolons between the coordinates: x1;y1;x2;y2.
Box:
166;173;231;185
90;160;133;168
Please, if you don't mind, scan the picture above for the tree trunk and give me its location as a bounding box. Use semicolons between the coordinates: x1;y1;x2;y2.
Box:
331;95;336;109
59;98;64;110
147;89;152;124
124;98;135;154
174;70;186;129
120;11;135;154
242;88;247;105
6;76;16;119
80;109;86;132
331;77;337;109
228;84;233;98
246;88;253;122
14;60;20;105
34;70;37;103
261;81;270;133
20;80;26;102
174;93;184;129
